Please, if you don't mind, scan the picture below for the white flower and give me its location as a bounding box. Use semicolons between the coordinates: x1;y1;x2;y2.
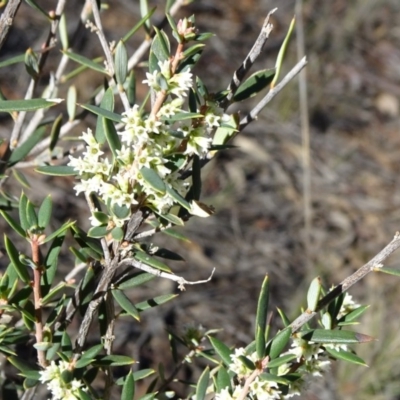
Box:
169;69;192;98
249;377;281;400
143;69;160;89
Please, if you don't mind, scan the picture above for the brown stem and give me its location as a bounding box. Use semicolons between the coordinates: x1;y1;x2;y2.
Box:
31;236;46;368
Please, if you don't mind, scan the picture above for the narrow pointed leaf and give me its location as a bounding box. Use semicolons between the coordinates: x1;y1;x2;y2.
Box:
268;327;292;360
0;210;26;238
118;273;155;290
216;366;231;393
277;308;291;327
134;250;171;272
338;305;370;324
94;355;135;367
233;69;275;102
103;117;121;159
140;167;166;194
8;126;47;166
95;87;114;144
152;28;170;62
49;113;63;151
307;277;321;312
62;51;106;74
67;85;77;121
300;329;375;344
121;371;135;400
208;336;232;366
166;185;190;210
75;344;104;368
26;200;37;227
255;275;270;359
19;193;29;231
325;347;368;366
38;195;52;229
112;289;140;321
35;165;76;176
322;312;332;330
135;294;177;312
42;220;75;244
115;41;128;86
80;104;122;123
196;366;209;400
0;54;25;68
59;13;69;50
122;7;156;43
266;353;297;369
377;267;400;277
4;236;30;283
0;99;60;112
87;225;109;238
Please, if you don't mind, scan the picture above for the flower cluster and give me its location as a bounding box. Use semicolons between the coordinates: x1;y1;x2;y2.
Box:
39;360;85;400
69;59;225;227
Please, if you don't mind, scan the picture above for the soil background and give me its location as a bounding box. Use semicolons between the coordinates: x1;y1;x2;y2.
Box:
1;1;400;399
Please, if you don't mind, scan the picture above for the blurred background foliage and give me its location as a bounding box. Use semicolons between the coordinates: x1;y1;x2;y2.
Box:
1;0;400;398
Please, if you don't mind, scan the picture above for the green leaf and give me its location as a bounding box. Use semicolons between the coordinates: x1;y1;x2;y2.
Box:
115;40;128;86
325;347;368;367
80;103;122;123
49;113;63;151
121;370;135;400
153;248;184;261
12;169;30;189
255;275;269;359
322;312;332;330
127;70;136;106
19;193;29;231
165;185;190;210
8;356;39;374
151;28;171;62
140;0;151;32
307;276;321;312
166;12;181;43
0;54;25;68
4;236;30;284
140;167;166;194
300;329;375;344
25;0;49;18
94;355;135;367
268;327;292;360
61;330;73;357
271;17;295;88
41;283;67;306
338;305;370;324
238;355;256;371
88;225;110;238
59;13;69;50
233;69;275;102
0;98;61;112
95;87;115;144
135;294;178;312
0;210;26;238
43;232;66;291
215;366;231;393
122;7;156;43
266;353;297;369
62;50;106;74
112;289;140;321
118;272;156;290
42;220;75;244
162;227;191;242
277;308;291;327
103;117;121;159
134;250;171;272
111;203;130;220
35;165;77;176
26;200;38;227
38;195;52;229
163;112;203;122
208;336;232;366
67;85;77;121
155;211;184;226
8;126;47;166
212;114;238;146
196;366;209;400
24;48;39;79
377;267;400;277
75;344;104;368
